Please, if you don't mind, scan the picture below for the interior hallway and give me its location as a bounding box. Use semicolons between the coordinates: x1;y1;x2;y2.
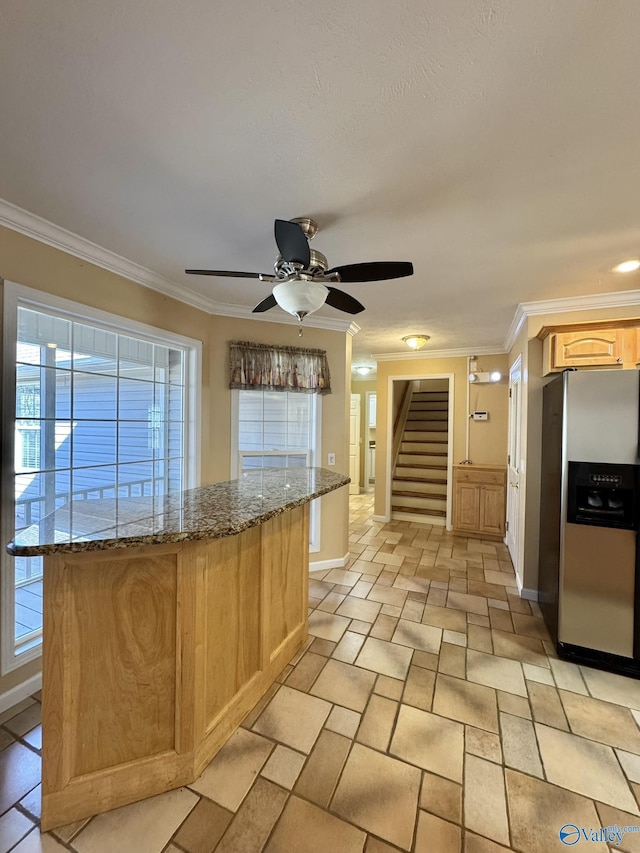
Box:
3;494;640;851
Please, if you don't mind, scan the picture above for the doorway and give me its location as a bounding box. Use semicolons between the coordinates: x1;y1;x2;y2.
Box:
364;392;376;492
383;374;454;526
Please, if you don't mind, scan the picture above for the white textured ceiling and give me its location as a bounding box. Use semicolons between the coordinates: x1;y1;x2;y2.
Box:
1;1;640;358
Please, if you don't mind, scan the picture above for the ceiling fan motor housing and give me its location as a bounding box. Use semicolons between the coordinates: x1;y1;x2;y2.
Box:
274;249;328;278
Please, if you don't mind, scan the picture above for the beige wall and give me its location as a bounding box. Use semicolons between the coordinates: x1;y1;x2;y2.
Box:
0;226;350;696
350;378;377;489
374;354;509;518
467;354;510;466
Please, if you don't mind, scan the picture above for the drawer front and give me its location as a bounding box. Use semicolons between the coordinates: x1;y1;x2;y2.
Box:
455;469;504;485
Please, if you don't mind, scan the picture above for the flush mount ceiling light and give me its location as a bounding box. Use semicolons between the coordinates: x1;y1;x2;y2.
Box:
402;334;430;350
613;259;640;273
355;365;374;375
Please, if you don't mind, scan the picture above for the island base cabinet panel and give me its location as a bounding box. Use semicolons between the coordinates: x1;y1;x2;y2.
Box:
203;528;263;725
262;504;309;660
40;508;310;832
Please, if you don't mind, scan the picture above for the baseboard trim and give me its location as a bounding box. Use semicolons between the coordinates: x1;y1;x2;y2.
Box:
372;515;390;523
0;671;42;714
309;554;349;573
515;571;539;601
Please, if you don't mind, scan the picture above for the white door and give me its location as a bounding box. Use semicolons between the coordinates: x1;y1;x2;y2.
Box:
506;356;522;573
349;394;361;495
365;392;377;489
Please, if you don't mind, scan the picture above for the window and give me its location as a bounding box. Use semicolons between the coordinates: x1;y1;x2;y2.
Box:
2;283;201;672
233;389;321;549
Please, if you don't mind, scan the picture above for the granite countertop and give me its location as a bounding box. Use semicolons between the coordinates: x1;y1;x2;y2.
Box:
7;467;350;556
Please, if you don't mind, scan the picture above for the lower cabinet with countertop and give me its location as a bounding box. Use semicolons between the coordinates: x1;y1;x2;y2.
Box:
452;464;507;539
7;467;349;831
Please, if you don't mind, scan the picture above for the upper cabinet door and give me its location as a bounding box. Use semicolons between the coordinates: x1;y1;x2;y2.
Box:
551;328;625;368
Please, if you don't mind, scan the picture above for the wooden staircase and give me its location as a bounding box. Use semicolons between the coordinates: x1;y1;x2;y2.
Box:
392;389;449;521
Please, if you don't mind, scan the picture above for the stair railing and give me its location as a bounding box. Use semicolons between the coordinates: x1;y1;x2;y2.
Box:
391;380;418;472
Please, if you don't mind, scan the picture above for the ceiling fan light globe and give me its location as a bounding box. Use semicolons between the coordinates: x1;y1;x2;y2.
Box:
273;280;328;319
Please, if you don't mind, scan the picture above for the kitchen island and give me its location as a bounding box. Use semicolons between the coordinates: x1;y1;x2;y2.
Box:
8;467;349;831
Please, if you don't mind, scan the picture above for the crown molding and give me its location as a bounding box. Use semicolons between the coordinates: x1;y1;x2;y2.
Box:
375;344;505;362
503;305;527;353
0;197;357;335
520;288;640;316
503;288;640;353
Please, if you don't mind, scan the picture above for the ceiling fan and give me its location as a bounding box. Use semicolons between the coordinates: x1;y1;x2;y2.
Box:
186;218;414;323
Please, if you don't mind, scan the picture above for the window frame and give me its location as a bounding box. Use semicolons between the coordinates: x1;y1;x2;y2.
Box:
1;281;202;674
230;388;322;552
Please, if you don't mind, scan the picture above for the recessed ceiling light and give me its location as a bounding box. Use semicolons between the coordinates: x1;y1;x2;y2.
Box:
613;259;640;273
402;334;430;350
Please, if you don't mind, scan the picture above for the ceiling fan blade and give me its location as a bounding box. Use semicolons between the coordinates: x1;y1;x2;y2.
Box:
274;220;311;267
325;287;365;315
327;261;414;283
185;269;264;278
251;294;278;313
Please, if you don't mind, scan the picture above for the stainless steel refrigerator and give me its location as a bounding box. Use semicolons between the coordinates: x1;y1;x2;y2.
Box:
539;369;640;675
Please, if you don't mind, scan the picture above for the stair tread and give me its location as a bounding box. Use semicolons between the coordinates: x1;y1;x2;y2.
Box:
394;470;447;477
402;441;448;445
399;451;448;457
396;461;448;467
392;489;447;500
392;505;447;517
402;437;448;441
393;476;447;484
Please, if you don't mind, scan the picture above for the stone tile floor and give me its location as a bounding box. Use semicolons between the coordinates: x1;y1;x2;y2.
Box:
4;493;640;851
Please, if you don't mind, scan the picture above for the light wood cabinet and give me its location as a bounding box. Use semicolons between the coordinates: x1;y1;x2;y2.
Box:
453;465;506;539
538;320;640;375
550;328;624;368
40;505;311;831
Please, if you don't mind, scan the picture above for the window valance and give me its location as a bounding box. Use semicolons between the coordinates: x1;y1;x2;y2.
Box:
229;341;331;394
